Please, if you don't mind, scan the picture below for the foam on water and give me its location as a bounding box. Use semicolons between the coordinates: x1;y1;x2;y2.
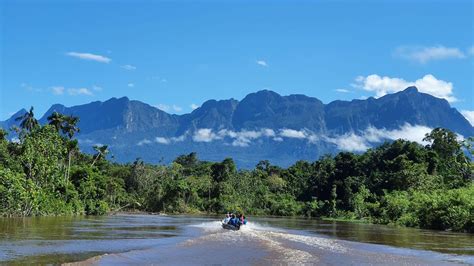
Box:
184;219;347;263
189;221;223;233
239;221;284;232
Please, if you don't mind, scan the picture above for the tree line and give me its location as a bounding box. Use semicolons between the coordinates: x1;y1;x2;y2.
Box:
0;109;472;232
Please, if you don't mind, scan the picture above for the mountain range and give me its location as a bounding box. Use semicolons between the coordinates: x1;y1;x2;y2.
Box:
2;87;473;168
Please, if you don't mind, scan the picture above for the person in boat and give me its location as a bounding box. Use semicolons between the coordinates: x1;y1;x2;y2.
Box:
229;214;238;226
222;213;231;224
240;214;247;225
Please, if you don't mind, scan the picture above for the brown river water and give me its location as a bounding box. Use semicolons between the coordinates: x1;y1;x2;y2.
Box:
0;214;473;265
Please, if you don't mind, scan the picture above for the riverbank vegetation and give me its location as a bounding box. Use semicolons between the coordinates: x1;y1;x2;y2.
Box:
0;110;472;232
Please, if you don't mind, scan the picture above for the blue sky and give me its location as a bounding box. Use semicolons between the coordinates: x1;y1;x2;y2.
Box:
1;0;473;123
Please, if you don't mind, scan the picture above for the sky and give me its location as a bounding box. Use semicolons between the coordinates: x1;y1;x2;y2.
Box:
1;0;473;124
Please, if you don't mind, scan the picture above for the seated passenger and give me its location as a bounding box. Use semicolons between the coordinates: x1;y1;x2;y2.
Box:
229;214;237;226
222;213;230;224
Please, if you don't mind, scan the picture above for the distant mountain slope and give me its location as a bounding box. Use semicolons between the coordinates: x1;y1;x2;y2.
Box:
0;109;27;130
232;90;326;132
325;87;473;136
2;87;473;168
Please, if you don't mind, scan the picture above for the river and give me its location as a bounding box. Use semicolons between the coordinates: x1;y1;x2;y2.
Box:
0;214;472;265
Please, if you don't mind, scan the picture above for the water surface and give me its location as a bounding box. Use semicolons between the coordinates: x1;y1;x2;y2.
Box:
0;214;472;265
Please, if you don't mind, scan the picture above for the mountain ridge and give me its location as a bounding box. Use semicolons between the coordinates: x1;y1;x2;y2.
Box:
2;87;473;168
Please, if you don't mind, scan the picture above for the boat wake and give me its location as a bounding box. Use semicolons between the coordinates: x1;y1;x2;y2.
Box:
184;221;347;264
69;219;470;265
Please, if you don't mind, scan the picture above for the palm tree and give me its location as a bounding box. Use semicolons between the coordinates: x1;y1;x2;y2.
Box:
15;107;39;132
62;115;80;139
47;112;65;132
91;145;109;166
46;112;81;182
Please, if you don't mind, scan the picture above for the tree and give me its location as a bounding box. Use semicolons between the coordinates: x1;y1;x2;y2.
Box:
211;158;236;182
18;125;66;184
423;128;462;159
62;115;80;139
0;128;7;140
47;112;80;182
16;107;39;132
64;140;79;182
174;152;198;168
47;112;65;132
423;128;471;187
91;145;109;166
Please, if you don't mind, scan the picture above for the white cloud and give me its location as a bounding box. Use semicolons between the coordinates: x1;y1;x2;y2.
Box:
154;104;182;113
324;133;371;152
137;139;152;146
190;103;199;110
191;128;316;146
137;134;187;146
256;60;268;67
353;74;457;102
155;104;170;112
280;129;307;139
279;129;318;143
185;124;445;150
192;128;273;145
92;85;103;91
461;110;474;126
121;64;136;70
262;128;276;137
51;86;65;95
324;124;433;152
127;83;135;88
218;129;276;147
193;129;220;142
155;137;170;145
364;124;433;144
21;83;41;92
52;86;96;96
68;88;93;96
395;45;465;63
171;134;186;142
335;89;351;93
66;52;111;63
191;128;304;146
172;105;183;112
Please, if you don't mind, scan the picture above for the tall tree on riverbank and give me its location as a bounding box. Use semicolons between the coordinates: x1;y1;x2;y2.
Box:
15;107;39;132
47;112;65;132
91;145;109;166
62;116;80;139
47;113;80;182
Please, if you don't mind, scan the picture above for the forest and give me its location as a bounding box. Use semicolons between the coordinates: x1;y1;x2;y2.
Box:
0;108;472;233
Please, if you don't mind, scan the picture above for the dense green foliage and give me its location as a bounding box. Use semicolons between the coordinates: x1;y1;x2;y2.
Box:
0;112;472;232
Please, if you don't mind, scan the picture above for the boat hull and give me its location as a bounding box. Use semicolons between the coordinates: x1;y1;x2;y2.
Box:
222;223;240;231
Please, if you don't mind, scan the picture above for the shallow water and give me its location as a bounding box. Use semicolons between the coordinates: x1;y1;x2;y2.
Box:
0;214;472;265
